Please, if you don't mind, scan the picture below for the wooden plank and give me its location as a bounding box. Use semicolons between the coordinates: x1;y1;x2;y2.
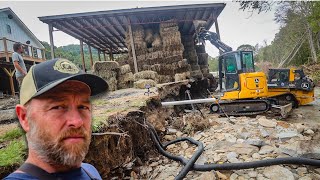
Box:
127;18;138;73
88;45;93;68
3;37;10;62
49;24;55;59
2;68;16;96
80;40;86;71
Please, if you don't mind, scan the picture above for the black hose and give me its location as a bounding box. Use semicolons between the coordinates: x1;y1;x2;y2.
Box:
147;124;320;180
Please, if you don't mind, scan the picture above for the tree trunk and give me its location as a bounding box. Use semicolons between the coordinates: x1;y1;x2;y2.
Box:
307;24;318;62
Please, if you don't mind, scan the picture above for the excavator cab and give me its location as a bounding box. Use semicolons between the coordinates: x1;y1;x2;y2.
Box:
217;50;269;100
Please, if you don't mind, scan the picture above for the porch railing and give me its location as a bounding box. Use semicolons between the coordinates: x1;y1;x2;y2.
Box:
0;37;46;62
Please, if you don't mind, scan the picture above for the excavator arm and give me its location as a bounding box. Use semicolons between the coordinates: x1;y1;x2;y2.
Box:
196;28;232;53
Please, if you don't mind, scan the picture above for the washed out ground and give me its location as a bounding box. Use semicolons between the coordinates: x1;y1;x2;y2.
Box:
0;86;320;179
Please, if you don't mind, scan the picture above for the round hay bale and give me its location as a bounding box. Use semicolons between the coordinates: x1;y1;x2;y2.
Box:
134;70;158;81
119;64;132;75
134;79;157;89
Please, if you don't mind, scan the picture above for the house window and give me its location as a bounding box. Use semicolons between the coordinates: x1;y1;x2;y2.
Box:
6;24;11;34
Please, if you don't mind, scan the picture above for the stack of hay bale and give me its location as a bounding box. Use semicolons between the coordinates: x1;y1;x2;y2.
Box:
181;35;203;80
133;70;158;89
125;25;147;73
117;64;134;89
196;45;210;78
93;61;119;91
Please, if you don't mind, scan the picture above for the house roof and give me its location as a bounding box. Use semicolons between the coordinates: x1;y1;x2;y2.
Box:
0;7;44;49
39;3;226;54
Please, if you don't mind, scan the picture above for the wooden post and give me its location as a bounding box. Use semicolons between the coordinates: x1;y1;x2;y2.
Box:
109;51;114;61
88;45;93;68
49;24;55;59
3;68;16;96
214;16;222;55
98;50;101;61
127;17;138;73
80;40;86;71
3;37;10;62
103;52;106;61
30;46;34;58
42;49;46;60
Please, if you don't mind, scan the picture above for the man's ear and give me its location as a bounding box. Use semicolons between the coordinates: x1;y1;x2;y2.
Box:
16;104;30;132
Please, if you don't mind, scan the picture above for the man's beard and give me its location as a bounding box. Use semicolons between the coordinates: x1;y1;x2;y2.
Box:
27;118;91;167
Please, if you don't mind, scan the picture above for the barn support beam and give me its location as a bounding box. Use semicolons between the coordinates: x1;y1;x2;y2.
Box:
49;24;55;59
80;40;86;71
127;17;138;74
98;50;101;61
88;45;93;69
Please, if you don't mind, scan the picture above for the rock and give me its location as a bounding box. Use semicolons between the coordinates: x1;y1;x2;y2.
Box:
213;154;221;162
195;154;208;165
197;171;216;180
239;132;251;139
181;142;189;149
194;134;202;141
276;130;299;139
164;135;176;141
252;153;261;159
248;171;258;178
263;165;294;180
167;128;178;134
149;161;159;167
259;128;271;137
295;123;307;133
216;171;227;180
259;145;274;155
314;168;320;174
225;134;237;143
298;176;312;180
176;131;183;137
228;157;241;163
296;167;308;176
185;147;195;158
279;140;320;158
258;117;277;128
304;129;314;135
244;138;266;147
229;143;259;155
230;173;238;180
227;152;238;159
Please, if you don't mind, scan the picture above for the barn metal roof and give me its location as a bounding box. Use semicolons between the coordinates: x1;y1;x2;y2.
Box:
39;3;225;54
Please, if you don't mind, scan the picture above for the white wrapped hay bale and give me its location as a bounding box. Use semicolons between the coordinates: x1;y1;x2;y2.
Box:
134;70;158;81
134;79;156;89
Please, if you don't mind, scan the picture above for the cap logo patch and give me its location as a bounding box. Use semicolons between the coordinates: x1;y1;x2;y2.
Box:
53;59;80;74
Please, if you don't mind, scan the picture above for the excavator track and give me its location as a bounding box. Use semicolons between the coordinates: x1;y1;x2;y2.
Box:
210;99;271;116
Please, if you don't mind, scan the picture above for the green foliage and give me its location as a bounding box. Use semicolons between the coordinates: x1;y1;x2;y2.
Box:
0;139;26;166
237;44;255;51
208;55;218;72
238;1;275;14
0;128;24;143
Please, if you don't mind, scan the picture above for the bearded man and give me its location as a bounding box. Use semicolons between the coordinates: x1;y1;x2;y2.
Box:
5;58;108;180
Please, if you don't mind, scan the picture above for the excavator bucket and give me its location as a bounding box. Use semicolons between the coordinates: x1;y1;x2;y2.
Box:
271;103;292;118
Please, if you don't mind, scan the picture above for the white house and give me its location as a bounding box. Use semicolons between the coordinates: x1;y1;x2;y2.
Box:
0;7;46;96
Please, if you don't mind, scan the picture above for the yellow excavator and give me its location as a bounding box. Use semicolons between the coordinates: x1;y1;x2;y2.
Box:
196;27;315;116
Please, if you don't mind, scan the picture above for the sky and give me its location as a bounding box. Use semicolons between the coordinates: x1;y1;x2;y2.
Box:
0;0;280;57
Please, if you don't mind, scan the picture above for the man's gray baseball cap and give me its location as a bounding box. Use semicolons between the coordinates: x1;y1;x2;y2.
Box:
20;58;108;105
